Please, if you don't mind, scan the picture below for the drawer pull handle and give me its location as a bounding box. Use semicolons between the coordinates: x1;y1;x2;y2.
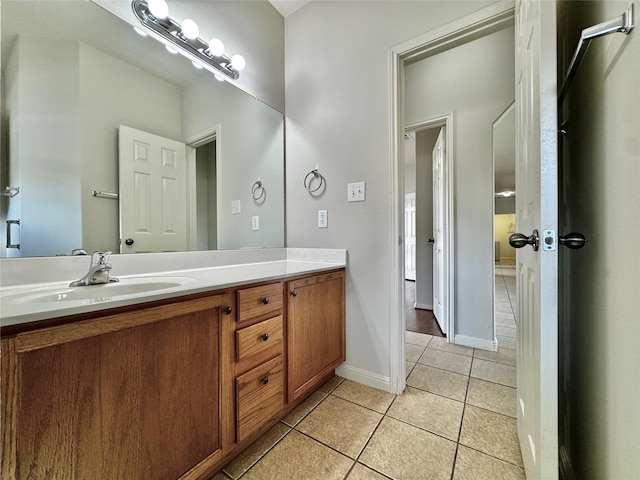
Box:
262;297;269;305
261;333;269;341
223;306;232;315
261;376;269;385
290;290;297;297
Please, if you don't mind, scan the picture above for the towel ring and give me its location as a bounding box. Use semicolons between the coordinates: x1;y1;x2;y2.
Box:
304;168;325;193
251;179;265;201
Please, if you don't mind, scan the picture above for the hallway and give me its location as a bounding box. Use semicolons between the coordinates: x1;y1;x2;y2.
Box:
211;267;522;479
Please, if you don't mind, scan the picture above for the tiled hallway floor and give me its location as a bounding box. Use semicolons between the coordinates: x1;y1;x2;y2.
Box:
212;267;522;480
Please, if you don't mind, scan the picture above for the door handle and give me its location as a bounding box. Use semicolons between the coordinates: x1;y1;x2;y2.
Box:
428;238;435;244
509;229;539;251
559;232;587;249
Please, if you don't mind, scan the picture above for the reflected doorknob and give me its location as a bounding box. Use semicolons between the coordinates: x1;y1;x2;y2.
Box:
509;229;540;251
559;232;587;249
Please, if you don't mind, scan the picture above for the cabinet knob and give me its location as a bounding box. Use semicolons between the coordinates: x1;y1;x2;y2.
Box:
223;306;232;315
261;376;269;385
290;290;297;297
261;333;269;341
262;297;269;305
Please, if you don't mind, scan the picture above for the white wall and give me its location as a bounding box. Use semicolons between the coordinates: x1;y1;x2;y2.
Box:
557;1;640;478
78;42;181;253
405;26;515;344
95;0;285;112
285;1;498;387
3;36;83;257
181;79;285;249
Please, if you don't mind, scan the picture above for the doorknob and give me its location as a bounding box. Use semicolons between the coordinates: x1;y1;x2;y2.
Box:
124;238;134;246
559;232;587;249
428;238;435;244
509;229;539;251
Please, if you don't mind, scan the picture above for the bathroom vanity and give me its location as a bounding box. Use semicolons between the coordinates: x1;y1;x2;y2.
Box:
0;250;346;479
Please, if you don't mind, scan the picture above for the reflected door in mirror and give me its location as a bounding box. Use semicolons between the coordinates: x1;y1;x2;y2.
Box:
119;125;187;253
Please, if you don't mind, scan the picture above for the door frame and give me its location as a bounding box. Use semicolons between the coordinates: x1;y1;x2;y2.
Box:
388;1;515;394
405;116;454;337
184;125;222;251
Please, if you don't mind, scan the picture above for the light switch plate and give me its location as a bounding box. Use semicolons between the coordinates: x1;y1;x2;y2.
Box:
318;210;328;228
231;200;241;215
252;216;260;231
348;182;366;202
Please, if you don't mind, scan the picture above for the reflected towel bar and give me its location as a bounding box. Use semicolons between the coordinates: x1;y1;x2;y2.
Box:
91;190;119;199
559;4;634;105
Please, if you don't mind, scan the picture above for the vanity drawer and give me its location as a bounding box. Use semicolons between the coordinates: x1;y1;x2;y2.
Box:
236;355;285;441
237;283;283;323
236;315;283;362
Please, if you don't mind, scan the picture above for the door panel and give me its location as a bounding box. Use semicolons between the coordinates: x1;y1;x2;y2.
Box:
119;125;187;253
514;1;558;478
432;127;446;333
404;193;416;281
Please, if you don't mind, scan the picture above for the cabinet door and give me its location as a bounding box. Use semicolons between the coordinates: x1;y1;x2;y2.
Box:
287;270;345;402
1;294;232;480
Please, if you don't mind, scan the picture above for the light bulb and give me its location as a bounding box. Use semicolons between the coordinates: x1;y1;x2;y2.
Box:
181;19;199;40
208;38;225;56
148;0;169;19
133;26;148;37
230;54;246;71
192;61;203;69
165;45;178;54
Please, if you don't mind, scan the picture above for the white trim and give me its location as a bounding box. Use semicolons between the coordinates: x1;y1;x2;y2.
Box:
453;334;498;352
414;302;433;310
388;1;516;398
388;47;405;395
335;364;391;392
186;146;197;251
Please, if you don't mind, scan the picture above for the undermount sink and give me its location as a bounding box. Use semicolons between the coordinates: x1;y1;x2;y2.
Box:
3;276;196;305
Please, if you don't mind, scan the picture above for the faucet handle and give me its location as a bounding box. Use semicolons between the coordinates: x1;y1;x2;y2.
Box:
91;250;112;266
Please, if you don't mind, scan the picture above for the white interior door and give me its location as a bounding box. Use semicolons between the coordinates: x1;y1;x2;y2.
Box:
404;193;416;281
119;125;188;253
432;127;446;333
514;1;558;478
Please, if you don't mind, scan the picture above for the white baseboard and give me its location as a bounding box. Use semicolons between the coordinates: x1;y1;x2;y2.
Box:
414;302;433;310
335;363;392;393
453;334;498;352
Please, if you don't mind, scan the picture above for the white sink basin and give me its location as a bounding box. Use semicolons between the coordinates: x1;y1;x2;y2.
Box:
3;276;195;305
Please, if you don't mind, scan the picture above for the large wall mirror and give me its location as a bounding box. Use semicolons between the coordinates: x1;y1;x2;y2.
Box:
0;0;285;258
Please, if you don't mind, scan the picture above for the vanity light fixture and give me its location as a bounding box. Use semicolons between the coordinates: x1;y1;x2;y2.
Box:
131;0;246;81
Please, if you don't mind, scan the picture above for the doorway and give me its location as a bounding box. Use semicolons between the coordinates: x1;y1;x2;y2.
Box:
388;2;515;395
403;125;449;338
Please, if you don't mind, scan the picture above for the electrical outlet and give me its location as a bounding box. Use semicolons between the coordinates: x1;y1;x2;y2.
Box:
318;210;328;228
252;216;260;231
347;182;366;202
231;200;241;214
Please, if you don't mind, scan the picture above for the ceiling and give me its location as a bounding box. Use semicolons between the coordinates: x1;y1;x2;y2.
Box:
268;0;312;17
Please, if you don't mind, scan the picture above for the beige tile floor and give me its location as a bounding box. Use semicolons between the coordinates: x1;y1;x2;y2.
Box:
212;266;523;480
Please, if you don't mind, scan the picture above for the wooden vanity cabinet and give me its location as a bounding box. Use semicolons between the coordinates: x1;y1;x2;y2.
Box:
287;270;346;402
1;293;233;480
1;268;346;479
231;282;286;444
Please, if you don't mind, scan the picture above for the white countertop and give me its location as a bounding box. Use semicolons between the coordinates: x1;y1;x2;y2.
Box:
1;257;346;328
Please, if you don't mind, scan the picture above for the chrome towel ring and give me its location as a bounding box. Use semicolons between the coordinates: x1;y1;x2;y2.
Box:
251;179;265;201
304;168;325;194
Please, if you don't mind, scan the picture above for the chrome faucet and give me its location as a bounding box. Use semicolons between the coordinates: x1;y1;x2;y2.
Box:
69;251;119;287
